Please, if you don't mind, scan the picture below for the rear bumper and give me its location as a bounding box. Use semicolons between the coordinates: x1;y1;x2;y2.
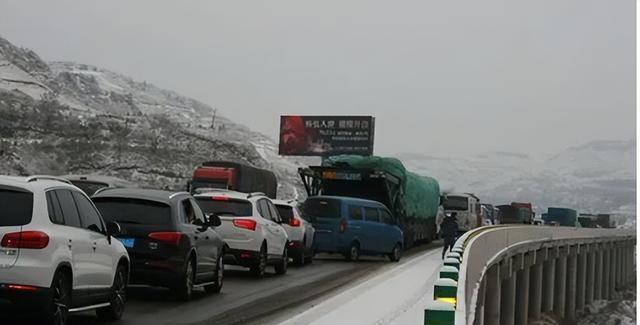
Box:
0;284;50;311
223;248;260;267
129;258;186;287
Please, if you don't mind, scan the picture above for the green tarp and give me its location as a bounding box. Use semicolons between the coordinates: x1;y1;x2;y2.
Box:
324;155;440;220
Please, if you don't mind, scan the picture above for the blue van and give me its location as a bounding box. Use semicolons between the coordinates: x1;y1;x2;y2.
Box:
302;196;403;262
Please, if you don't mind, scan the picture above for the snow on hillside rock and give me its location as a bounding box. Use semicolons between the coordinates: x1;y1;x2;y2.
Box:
0;36;305;198
398;140;636;214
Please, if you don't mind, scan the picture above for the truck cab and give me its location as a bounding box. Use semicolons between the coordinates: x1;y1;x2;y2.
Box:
442;193;480;232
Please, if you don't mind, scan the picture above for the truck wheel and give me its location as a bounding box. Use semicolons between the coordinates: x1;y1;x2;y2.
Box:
388;244;402;262
345;242;360;262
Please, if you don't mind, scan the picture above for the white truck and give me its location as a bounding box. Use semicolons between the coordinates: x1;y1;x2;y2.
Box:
442;193;481;232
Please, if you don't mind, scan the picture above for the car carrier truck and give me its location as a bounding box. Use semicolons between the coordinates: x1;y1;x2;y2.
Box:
298;155;441;247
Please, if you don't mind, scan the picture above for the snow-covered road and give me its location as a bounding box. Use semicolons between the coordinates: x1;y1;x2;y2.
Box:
277;247;444;325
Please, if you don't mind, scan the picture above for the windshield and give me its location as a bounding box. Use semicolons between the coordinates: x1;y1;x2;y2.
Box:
195;198;252;217
0;189;33;226
302;198;342;219
444;196;469;210
70;181;109;196
93;197;172;225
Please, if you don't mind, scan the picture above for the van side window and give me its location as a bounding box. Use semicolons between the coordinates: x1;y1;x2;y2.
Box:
364;207;379;222
380;209;394;224
348;205;363;220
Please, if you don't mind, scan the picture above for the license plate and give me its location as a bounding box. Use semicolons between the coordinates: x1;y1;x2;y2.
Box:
119;238;135;248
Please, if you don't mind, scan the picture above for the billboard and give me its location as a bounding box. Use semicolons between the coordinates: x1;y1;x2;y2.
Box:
279;115;375;156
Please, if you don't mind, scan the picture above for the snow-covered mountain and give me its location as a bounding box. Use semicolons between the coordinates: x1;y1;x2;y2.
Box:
0;36;308;198
399;140;636;215
0;35;634;216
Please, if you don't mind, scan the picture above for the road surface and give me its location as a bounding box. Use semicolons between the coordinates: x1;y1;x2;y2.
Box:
2;243;441;325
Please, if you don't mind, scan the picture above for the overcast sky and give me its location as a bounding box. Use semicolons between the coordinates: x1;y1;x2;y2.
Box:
0;0;635;156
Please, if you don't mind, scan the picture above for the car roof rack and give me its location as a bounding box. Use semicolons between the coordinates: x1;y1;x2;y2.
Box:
247;192;266;199
192;188;233;194
169;191;190;199
26;175;72;185
93;186;116;195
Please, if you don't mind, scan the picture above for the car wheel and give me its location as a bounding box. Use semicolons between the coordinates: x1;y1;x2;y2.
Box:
345;242;360;262
388;244;402;262
250;245;267;277
175;258;195;301
44;270;70;325
97;264;127;320
274;248;288;275
205;254;224;294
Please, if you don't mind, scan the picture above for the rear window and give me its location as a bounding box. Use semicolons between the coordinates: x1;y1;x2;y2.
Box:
195;198;253;217
275;205;294;222
70;181;109;196
93;198;171;225
0;189;33;226
302;198;342;219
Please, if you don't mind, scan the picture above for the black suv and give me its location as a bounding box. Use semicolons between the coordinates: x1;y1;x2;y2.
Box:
92;189;225;300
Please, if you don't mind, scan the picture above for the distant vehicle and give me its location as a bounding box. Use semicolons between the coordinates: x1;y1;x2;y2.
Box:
480;203;496;225
579;213;613;228
299;155;440;247
273;200;315;265
497;203;534;224
92;189;225;300
59;174;137;196
188;161;277;198
443;193;481;232
543;207;579;227
0;175;129;324
193;190;289;277
302;196;404;262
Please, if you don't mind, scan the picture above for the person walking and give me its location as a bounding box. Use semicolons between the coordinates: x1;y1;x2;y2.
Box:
440;212;459;259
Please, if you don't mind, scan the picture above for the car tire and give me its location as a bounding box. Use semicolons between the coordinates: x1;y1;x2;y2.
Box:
250;245;267;277
44;270;71;325
388;244;402;262
274;248;288;275
175;258;195;301
96;264;127;320
205;254;224;294
345;242;360;262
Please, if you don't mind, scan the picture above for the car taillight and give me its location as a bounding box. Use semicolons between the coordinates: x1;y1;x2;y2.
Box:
5;284;38;291
233;219;257;231
211;196;229;201
149;232;183;246
288;217;301;227
1;231;49;249
339;219;348;233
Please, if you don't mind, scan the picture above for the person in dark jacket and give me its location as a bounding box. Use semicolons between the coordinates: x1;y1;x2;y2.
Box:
440;212;459;259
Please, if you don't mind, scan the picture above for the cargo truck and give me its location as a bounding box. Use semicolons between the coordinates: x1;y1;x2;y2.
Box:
298;155;440;247
442;193;481;232
496;202;534;224
188;161;278;198
542;207;579;227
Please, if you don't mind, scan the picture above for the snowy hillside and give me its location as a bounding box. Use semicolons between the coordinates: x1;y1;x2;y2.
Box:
399;140;636;215
0;36;305;198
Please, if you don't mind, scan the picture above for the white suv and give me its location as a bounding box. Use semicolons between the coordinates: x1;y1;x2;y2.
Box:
273;200;315;265
0;176;129;325
193;190;288;277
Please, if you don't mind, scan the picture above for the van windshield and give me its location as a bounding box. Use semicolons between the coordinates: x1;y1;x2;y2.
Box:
0;189;33;226
93;198;171;225
302;198;341;219
444;196;469;210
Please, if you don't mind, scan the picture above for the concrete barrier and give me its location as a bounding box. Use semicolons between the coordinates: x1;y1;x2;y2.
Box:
425;226;635;325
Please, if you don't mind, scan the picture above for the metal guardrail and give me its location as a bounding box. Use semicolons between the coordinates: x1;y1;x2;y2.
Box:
424;226;636;325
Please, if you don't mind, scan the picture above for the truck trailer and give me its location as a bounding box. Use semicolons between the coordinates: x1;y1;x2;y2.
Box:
188;161;278;198
497;202;534;224
298;155;440;247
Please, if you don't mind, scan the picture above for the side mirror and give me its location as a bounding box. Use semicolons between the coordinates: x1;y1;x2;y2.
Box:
106;221;121;236
206;213;222;227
